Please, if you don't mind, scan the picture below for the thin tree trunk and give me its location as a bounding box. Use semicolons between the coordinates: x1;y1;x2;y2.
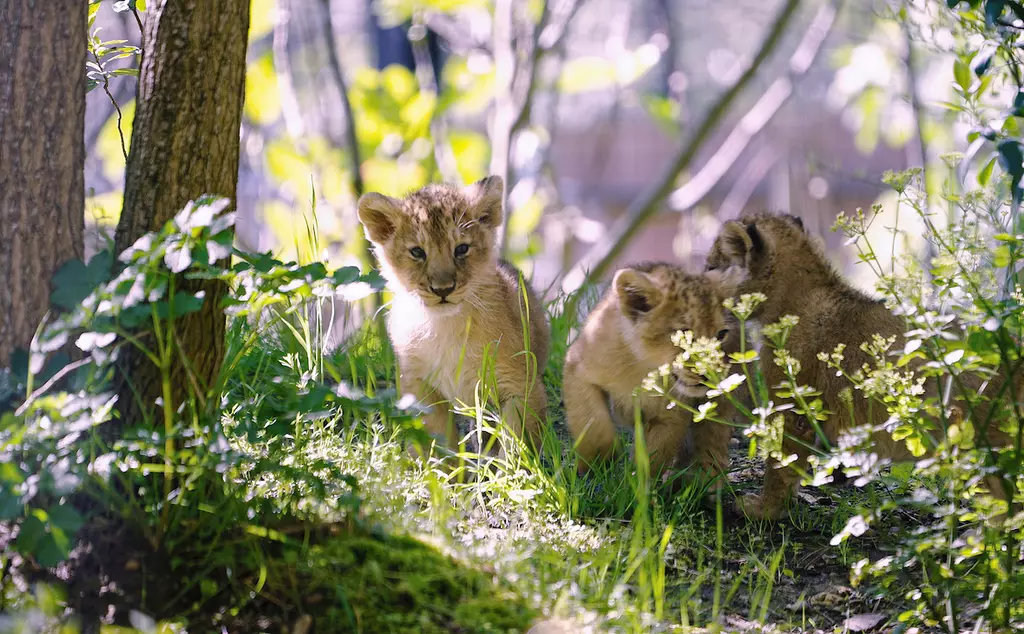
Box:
114;1;250;427
0;1;86;367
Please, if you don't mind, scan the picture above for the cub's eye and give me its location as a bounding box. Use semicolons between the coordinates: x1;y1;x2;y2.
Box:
454;244;470;257
716;329;729;341
409;247;426;260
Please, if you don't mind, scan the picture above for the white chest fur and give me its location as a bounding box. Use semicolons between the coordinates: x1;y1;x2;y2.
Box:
388;293;488;406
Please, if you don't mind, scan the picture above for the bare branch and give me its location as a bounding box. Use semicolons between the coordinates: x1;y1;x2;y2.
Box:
274;0;306;141
716;141;781;221
91;49;129;162
901;13;937;276
424;13;491;54
665;0;838;213
320;0;364;198
497;0;583;253
320;0;380;310
409;18;462;184
562;0;837;292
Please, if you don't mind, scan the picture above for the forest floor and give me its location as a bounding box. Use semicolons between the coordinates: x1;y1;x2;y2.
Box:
1;301;930;634
198;308;925;634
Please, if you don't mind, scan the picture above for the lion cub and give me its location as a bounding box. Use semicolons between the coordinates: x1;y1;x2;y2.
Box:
706;211;1014;519
564;262;742;477
357;176;549;454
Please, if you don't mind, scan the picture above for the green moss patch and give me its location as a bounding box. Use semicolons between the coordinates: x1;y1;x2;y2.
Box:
300;532;537;634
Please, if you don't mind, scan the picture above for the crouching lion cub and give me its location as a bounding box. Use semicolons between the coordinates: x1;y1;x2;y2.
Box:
705;211;1016;520
357;176;549;455
564;262;742;479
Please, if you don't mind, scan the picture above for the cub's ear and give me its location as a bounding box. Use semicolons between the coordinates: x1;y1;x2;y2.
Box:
716;220;765;269
705;265;746;300
463;175;504;228
357;193;401;244
785;214;805;232
613;268;662;320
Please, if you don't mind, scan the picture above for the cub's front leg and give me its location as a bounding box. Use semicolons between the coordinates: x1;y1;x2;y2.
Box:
679;397;738;492
401;366;456;455
564;364;618;474
494;344;549;454
737;412;812;520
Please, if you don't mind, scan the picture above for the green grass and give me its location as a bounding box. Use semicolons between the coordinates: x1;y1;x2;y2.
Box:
0;250;929;634
205;286;921;634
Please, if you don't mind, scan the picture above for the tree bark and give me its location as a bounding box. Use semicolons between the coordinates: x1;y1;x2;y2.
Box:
114;1;250;426
0;1;86;367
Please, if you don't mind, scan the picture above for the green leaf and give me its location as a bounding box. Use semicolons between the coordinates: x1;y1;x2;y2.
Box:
332;267;361;285
33;530;73;567
50;250;114;311
244;52;281;126
640;94;682;137
448;130;490;184
381;65;417;105
97;99;135;180
248;0;276;41
977;155;997;186
47;504;84;534
0;489;21;520
399;92;436;136
558;57;617;93
154;291;206;319
164;240;192;273
729;350;760;364
954;59;972;93
15;513;46;553
994;245;1013;268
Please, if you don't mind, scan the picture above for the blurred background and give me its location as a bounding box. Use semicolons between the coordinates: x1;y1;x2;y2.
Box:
85;0;963;302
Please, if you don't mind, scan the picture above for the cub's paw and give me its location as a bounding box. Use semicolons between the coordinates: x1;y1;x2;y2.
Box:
736;493;784;521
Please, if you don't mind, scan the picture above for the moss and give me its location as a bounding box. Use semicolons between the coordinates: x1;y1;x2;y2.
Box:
304;532;536;634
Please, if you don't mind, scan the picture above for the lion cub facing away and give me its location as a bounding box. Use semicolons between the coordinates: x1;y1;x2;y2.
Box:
705;211;1015;520
357;176;549;454
564;262;742;478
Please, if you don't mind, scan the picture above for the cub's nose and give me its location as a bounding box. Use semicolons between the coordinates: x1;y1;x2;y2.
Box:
430;284;456;300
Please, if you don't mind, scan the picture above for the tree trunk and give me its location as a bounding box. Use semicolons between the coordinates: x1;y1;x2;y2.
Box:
0;1;86;367
114;1;250;427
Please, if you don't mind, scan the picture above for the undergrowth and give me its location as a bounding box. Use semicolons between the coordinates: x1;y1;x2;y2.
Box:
3;183;1022;634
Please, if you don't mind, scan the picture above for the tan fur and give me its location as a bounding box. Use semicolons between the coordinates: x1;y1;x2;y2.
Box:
563;262;742;478
358;176;550;454
705;211;1016;520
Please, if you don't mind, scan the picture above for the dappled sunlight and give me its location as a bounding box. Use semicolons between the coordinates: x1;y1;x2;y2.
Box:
4;0;1024;631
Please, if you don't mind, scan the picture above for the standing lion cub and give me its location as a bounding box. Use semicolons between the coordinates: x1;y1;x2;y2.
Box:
564;262;742;478
357;176;549;454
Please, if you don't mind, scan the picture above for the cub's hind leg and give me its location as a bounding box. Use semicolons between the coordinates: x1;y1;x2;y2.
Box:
682;419;734;493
